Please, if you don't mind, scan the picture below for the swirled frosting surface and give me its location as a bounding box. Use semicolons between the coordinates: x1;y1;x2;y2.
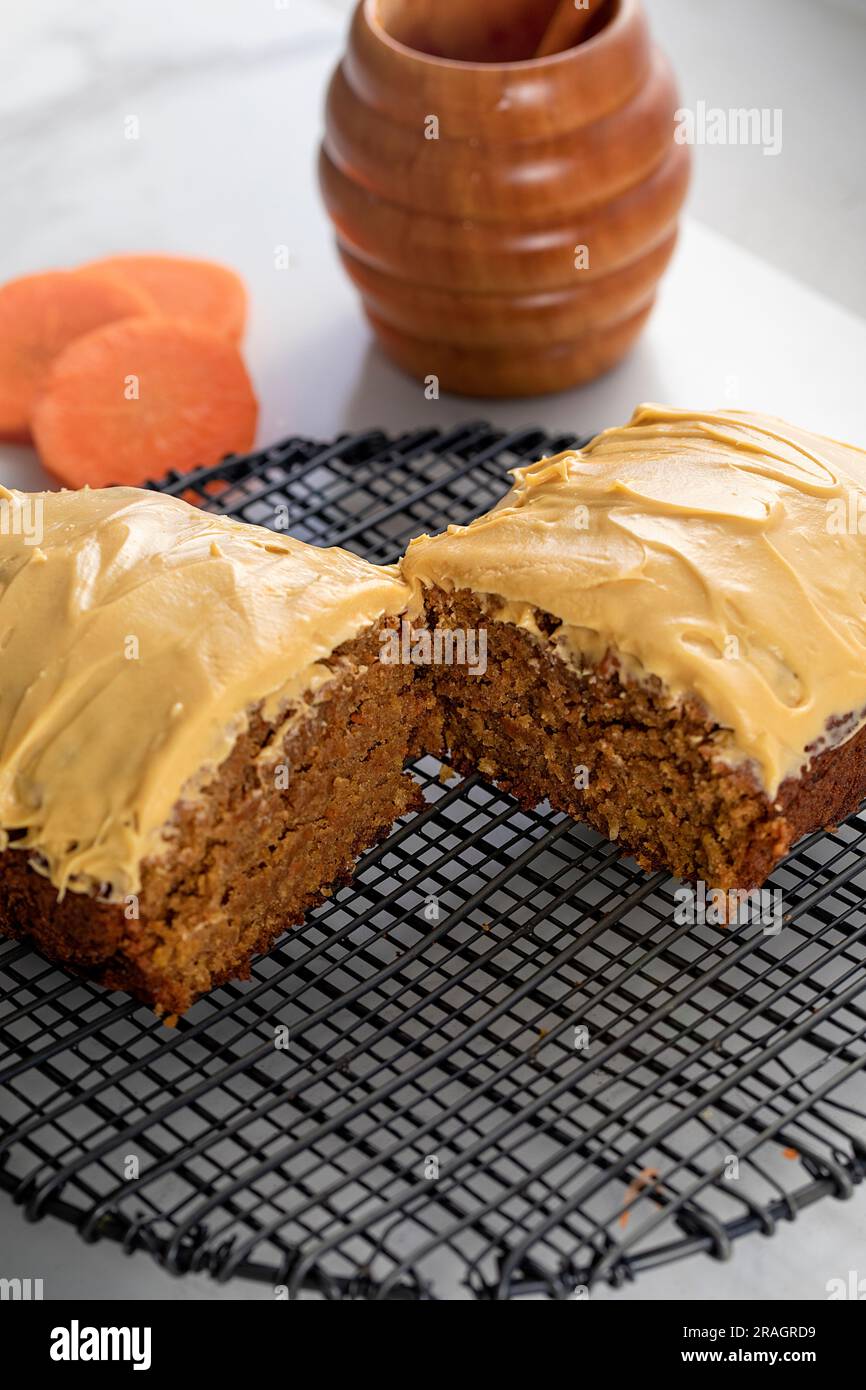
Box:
402;404;866;796
0;485;410;897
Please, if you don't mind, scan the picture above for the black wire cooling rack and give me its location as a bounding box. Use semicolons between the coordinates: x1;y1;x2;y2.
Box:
2;422;866;1300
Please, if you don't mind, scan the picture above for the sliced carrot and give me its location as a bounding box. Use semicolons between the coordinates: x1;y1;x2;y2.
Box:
31;317;258;488
84;254;247;342
0;269;154;440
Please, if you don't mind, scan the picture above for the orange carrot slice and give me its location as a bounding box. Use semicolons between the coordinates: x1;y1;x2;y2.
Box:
31;317;258;487
84;254;247;342
0;269;154;440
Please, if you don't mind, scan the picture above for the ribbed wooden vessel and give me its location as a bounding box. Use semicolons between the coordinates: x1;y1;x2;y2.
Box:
320;0;689;397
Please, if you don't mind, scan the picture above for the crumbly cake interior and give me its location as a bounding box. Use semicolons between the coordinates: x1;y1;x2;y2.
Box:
421;590;866;891
0;619;435;1015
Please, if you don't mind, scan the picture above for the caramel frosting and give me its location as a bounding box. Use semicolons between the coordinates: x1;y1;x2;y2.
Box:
402;404;866;797
0;486;411;898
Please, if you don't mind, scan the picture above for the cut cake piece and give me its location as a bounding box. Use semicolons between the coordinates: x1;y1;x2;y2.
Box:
0;485;432;1015
401;405;866;891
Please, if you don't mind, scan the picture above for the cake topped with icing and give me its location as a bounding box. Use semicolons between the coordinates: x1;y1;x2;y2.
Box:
402;404;866;795
0;485;411;896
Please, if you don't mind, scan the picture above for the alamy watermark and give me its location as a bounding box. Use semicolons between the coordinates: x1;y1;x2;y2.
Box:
674;881;784;935
0;494;43;545
674;101;783;157
49;1322;151;1370
826;490;866;534
0;1276;43;1299
380;618;487;676
826;1270;866;1300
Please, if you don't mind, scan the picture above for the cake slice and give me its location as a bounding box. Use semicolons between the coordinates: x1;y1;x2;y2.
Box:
0;485;431;1015
402;405;866;891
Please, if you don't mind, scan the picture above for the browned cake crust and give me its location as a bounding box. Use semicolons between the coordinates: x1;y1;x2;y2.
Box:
423;590;866;891
0;620;437;1016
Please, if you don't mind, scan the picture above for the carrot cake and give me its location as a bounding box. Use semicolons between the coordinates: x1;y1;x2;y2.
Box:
0;485;432;1015
4;405;866;1014
402;405;866;891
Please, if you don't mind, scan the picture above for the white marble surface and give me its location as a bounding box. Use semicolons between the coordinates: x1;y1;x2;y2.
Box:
1;0;866;1301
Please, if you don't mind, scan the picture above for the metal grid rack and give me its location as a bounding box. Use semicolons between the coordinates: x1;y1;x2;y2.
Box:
2;423;866;1300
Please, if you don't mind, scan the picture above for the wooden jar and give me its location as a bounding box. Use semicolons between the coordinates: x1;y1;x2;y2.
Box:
320;0;689;397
